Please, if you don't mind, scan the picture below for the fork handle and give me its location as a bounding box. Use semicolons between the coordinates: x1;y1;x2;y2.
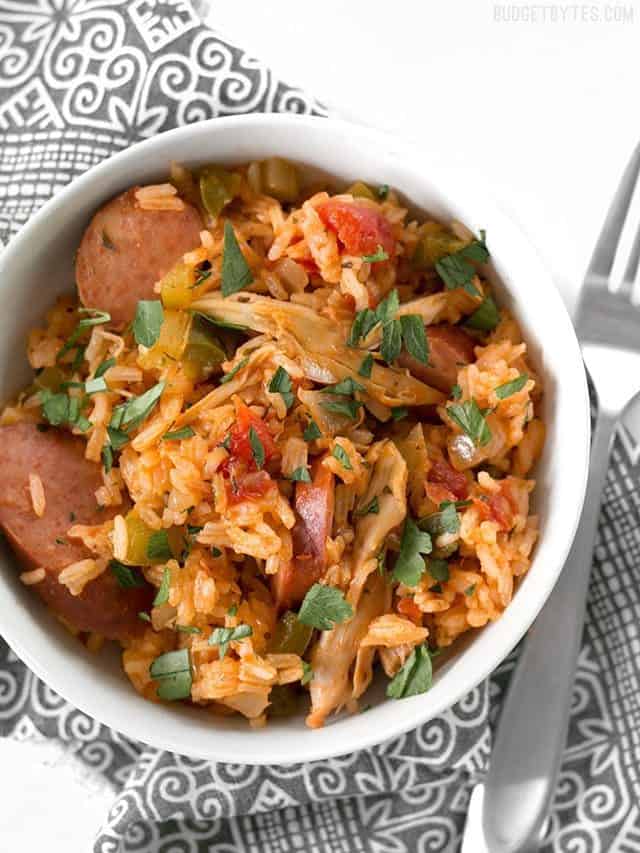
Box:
481;411;615;853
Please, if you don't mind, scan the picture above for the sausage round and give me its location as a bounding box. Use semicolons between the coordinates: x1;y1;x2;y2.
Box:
272;462;335;611
75;188;203;328
398;324;476;392
0;423;151;640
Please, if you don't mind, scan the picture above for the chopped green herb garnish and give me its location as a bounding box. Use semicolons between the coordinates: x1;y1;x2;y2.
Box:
176;625;202;634
133;300;164;348
95;357;116;379
427;558;450;583
219;356;249;385
331;444;353;469
194;265;212;287
208;623;253;659
321;398;362;420
227;604;238;616
39;390;91;432
149;648;192;701
85;376;108;395
289;466;311;483
451;384;462;400
358;353;374;378
322;377;365;396
268;366;295;410
303;420;322;442
387;644;433;699
101;444;113;473
248;426;265;469
153;566;171;606
110;559;144;589
211;547;222;558
162;426;196;441
362;245;389;263
419;503;460;537
465;296;500;332
107;426;129;450
377;184;389;200
347;308;378;347
57;309;111;360
355;496;379;516
138;611;151;623
435;233;489;297
399;315;429;364
447;398;491;446
465;584;476;597
220;435;231;451
377;548;387;576
393;518;432;586
110;381;165;432
221;220;253;296
381;318;402;364
301;661;313;685
298;583;353;631
495;373;528;400
390;406;408;421
147;530;172;563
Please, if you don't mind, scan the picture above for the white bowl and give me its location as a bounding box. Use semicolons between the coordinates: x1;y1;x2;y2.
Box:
0;115;590;764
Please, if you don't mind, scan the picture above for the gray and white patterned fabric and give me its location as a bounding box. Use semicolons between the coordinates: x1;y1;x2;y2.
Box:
0;2;640;851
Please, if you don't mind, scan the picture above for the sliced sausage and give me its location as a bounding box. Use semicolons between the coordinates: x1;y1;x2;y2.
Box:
398;324;476;392
75;188;203;328
272;462;334;611
0;423;150;640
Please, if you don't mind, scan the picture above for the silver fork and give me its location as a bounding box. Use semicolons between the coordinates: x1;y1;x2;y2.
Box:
480;143;640;852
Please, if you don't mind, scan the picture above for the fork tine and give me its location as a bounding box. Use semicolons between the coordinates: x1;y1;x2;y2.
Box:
586;141;640;282
620;222;640;296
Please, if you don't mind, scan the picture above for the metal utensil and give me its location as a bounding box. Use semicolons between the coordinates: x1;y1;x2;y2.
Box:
481;142;640;852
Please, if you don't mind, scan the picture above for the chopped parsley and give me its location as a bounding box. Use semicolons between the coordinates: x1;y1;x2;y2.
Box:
211;547;222;558
95;357;116;379
175;625;202;634
381;319;402;363
57;308;111;361
321;398;362;420
39;390;91;432
347;308;378;347
289;466;311;483
331;444;353;469
362;245;389;263
147;530;172;563
435;233;489;297
162;426;195;441
390;406;408;421
419;503;460;537
465;295;500;332
322;377;365;396
219;356;249;385
221;220;253;296
465;584;476;597
269;366;295;410
297;583;353;631
227;604;238;616
109;559;144;589
208;624;253;659
451;384;462;401
399;315;429;364
301;661;313;685
85;376;107;396
149;649;192;701
387;644;434;699
495;373;528;400
248;426;265;469
110;381;165;433
447;398;492;446
392;518;432;586
377;184;390;200
303;419;322;442
358;353;374;378
153;566;171;606
427;558;450;583
133;300;164;348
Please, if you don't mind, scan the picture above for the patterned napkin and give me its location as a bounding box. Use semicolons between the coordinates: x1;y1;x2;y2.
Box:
1;3;639;851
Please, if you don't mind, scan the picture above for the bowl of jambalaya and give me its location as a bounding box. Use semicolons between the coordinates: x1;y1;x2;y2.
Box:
0;115;589;763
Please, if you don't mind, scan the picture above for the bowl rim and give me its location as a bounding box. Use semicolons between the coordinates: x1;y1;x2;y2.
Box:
0;113;590;764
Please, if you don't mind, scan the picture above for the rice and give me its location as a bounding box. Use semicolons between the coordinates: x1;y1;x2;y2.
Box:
135;183;185;211
20;568;45;585
58;558;106;596
28;473;45;517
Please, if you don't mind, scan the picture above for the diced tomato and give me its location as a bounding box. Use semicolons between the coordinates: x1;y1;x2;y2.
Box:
227;466;274;505
473;492;514;530
397;596;423;625
318;200;395;256
225;401;278;471
427;459;469;501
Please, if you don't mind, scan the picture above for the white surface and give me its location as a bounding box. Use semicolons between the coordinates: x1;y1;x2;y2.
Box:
3;0;638;849
0;114;589;766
